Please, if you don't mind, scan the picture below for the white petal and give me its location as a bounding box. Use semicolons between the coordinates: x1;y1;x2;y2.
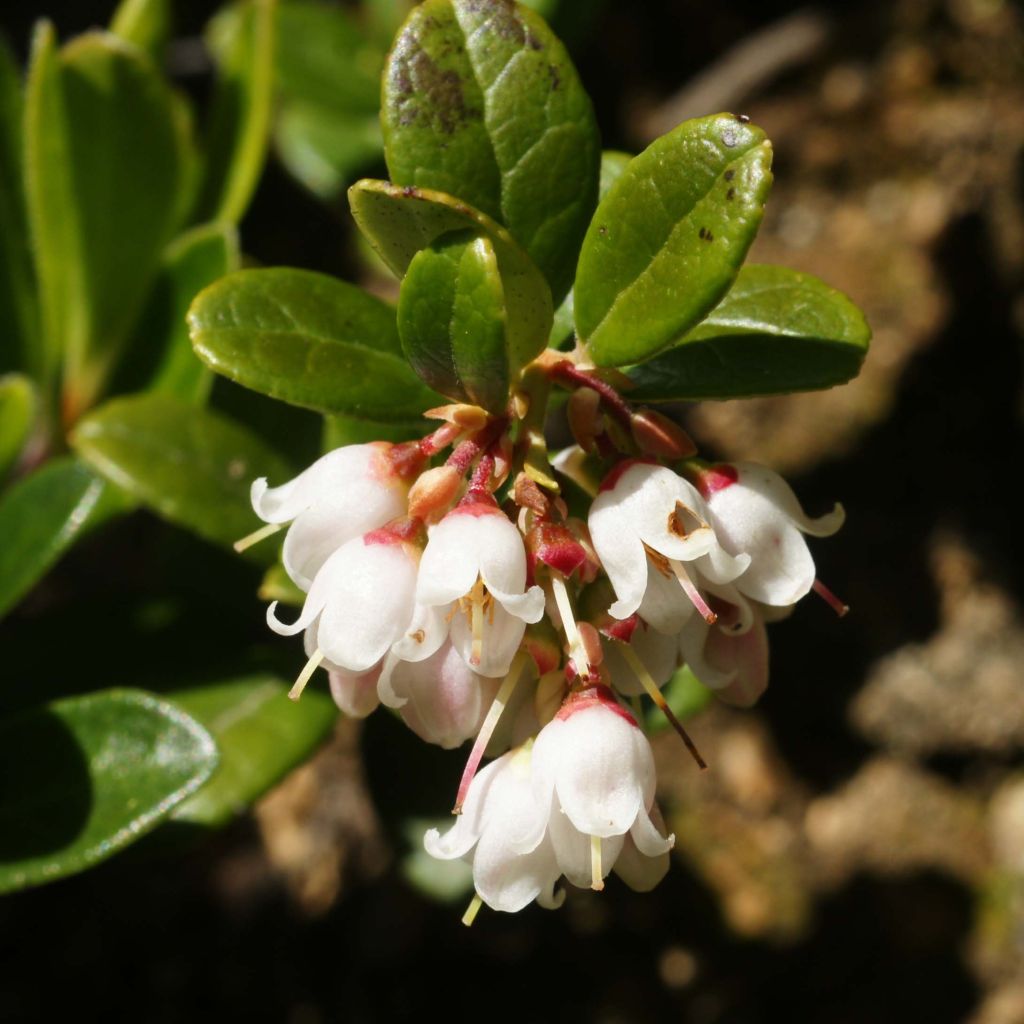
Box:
630;803;675;857
415;510;491;607
450;600;527;678
605;624;681;698
423;751;508;860
473;825;561;913
693;542;751;586
547;809;624;888
614;833;670;893
390;603;449;663
589;496;650;622
490;583;545;624
707;611;770;708
328;665;381;718
637;556;695;635
251;444;384;523
678;616;735;690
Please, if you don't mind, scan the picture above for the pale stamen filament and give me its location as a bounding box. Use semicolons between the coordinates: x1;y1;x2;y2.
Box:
457;577;493;667
453;651;529;814
590;835;604;891
550;573;590;677
289;647;324;701
462;893;484;927
233;522;283;554
669;559;717;624
619;642;707;771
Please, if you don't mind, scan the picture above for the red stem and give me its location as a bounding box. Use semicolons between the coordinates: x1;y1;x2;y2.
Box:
549;362;633;428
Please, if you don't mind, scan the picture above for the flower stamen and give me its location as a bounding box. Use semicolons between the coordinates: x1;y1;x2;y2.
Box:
669;559;717;624
233;521;283;554
618;642;707;770
462;892;484;927
289;647;324;701
551;573;592;677
590;835;604;891
813;578;850;617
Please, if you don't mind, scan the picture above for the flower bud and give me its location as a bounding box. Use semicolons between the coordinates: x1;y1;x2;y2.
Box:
631;409;697;459
407;465;463;523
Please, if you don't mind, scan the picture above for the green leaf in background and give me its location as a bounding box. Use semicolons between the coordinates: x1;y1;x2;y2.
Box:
70;393;291;558
134;223;240;403
598;149;631;198
24;26;184;419
382;0;599;304
194;0;276;225
399;231;511;411
109;0;172;62
645;665;712;734
0;35;39;378
273;0;384;198
168;674;335;827
349;179;552;365
0;689;217;894
627;265;871;400
323;412;426;448
188;267;442;419
574;113;773;368
0;373;35;480
0;457;124;620
258;562;305;606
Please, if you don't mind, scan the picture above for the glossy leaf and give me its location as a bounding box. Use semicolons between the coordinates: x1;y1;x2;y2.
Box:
627;265;871;400
0;689;217;893
575;113;773;368
194;0;276;225
169;674;335;827
110;0;172;61
398;231;510;411
189;267;442;419
24;26;184;415
259;562;305;607
349;180;552;365
70;393;291;558
0;458;123;620
138;223;240;403
382;0;599;303
0;35;38;376
323;412;425;448
0;374;35;479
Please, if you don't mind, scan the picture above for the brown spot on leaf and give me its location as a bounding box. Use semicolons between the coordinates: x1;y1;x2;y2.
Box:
724;169;735;181
727;187;736;200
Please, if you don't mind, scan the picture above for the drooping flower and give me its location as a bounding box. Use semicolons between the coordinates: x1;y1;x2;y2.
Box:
514;684;674;889
251;442;419;590
414;492;545;677
424;743;564;913
377;639;502;749
588;461;749;631
689;461;845;607
267;520;422;674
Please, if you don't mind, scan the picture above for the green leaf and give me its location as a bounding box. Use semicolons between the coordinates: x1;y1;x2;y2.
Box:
169;674;335;827
24;26;184;416
188;267;442;419
598;149;631;198
259;562;305;606
349;179;552;366
70;393;292;557
0;689;217;893
110;0;173;62
0;373;35;479
0;35;39;377
0;457;123;620
381;0;599;303
398;231;511;411
194;0;276;224
323;412;425;448
574;113;773;368
134;223;240;403
627;264;871;400
646;665;712;734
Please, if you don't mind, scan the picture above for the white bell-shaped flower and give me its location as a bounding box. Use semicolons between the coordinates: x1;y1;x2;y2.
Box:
603;620;681;698
377;640;502;749
695;461;845;607
251;443;413;590
589;461;750;629
267;525;420;673
424;743;564;913
515;684;674;889
327;666;382;719
415;494;545;677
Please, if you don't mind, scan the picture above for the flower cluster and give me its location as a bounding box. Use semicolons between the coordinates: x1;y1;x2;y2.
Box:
240;356;845;921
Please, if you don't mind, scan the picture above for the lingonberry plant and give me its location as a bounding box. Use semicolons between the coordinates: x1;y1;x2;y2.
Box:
0;0;868;904
186;0;869;919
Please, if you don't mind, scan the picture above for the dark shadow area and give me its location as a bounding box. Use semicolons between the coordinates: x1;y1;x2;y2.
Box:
0;707;92;862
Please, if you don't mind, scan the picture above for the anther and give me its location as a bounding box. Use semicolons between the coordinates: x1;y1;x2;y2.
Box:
813;578;849;617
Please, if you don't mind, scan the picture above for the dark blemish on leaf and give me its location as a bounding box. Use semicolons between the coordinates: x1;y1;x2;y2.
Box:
704;230;714;242
698;227;707;239
409;49;468;134
479;0;525;44
736;113;750;123
724;169;735;181
727;187;735;200
722;128;738;147
402;186;417;197
547;63;561;90
525;28;543;50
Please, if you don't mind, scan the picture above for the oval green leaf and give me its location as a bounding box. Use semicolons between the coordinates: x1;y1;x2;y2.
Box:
323;411;426;449
110;0;172;61
398;231;510;411
0;688;217;893
70;393;292;558
382;0;599;303
24;27;185;416
0;457;124;620
349;179;552;367
169;674;335;827
575;113;773;368
627;264;871;400
189;267;443;419
0;374;35;480
193;0;276;225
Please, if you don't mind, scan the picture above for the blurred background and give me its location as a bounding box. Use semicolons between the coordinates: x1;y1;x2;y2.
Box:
1;0;1023;1020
